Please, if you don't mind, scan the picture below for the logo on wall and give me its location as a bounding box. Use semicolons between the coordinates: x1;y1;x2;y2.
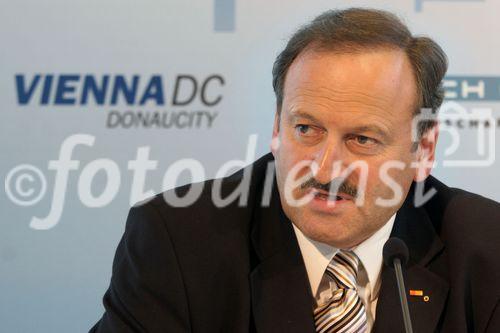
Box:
15;74;224;130
442;76;500;129
214;0;235;32
415;0;484;12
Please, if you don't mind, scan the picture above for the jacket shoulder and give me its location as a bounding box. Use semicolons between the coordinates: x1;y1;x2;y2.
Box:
140;152;275;230
424;176;500;276
424;175;499;231
127;152;275;276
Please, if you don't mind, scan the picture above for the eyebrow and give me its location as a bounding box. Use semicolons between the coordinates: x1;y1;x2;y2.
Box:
288;110;322;124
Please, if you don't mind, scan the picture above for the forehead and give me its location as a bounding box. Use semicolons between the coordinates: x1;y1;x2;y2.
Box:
282;47;417;122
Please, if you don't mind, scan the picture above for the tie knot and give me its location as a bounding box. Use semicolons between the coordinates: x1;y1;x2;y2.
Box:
326;250;360;290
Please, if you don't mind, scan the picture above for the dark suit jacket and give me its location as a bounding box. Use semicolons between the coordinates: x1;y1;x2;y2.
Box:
91;153;500;333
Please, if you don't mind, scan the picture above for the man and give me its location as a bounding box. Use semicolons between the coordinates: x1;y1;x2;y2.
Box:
91;8;500;333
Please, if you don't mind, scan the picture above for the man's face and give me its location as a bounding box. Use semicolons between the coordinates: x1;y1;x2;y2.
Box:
272;47;437;249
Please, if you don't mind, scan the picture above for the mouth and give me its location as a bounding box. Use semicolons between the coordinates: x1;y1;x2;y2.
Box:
312;189;353;202
306;189;352;213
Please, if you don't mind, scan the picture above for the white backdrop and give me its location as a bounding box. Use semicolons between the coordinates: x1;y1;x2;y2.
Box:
1;0;499;332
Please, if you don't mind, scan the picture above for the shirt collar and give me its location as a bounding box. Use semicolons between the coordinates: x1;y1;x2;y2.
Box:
352;214;395;297
292;214;396;297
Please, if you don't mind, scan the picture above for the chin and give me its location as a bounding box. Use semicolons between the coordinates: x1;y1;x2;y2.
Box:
297;215;357;247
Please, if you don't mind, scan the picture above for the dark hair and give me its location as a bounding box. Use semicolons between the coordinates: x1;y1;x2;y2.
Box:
272;8;448;137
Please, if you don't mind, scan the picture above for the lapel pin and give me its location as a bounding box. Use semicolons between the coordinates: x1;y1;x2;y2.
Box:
409;289;423;296
409;290;430;302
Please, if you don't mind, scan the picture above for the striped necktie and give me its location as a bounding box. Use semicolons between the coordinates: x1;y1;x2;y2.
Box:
313;250;368;333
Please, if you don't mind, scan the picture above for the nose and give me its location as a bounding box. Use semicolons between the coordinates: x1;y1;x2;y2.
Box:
313;138;345;184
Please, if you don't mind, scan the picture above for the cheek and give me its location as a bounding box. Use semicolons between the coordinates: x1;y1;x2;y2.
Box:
274;144;299;181
364;160;414;202
278;139;308;165
275;145;317;190
361;160;400;193
359;164;381;198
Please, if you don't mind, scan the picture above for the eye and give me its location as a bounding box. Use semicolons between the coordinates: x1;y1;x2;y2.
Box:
293;123;324;144
295;124;322;137
346;134;380;154
296;124;312;135
355;135;375;145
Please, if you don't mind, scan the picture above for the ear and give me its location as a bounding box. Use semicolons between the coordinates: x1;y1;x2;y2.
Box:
413;124;439;182
271;111;281;156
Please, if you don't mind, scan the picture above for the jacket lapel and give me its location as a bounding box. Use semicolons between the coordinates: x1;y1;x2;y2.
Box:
373;184;449;333
249;180;316;333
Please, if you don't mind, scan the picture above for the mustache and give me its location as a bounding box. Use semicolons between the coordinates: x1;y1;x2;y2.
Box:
300;177;358;198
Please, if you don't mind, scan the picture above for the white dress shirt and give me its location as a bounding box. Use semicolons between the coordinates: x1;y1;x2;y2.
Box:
292;214;396;331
